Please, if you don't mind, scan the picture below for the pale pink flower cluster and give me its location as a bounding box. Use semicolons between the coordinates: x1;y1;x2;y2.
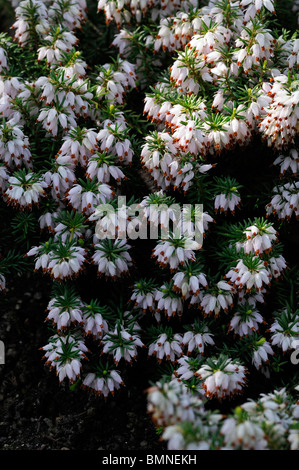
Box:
97;0;197;28
148;332;183;363
154;285;183;319
48;0;87;31
66;181;114;216
11;0;48;46
181;327;214;356
46;297;83;332
147;378;204;428
41;333;88;383
96;115;134;165
96;60;137;105
228;307;263;337
226;258;272;292
154;12;201;53
259;75;299;150
101;318;144;365
92;239;133;279
196;357;247;400
214;191;241;215
198;281;234;317
252;340;274;370
269;311;299;353
172;270;208;300
236;224;278;255
5;172;46;209
0;119;32;169
273;149;299;176
221;416;267;450
37;30;78;66
0;47;9;72
148;380;299;450
82;369;124;397
27;242;88;280
266;181;299;221
152;237;199;271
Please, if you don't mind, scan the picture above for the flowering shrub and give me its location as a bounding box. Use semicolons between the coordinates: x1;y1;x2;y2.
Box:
0;0;299;450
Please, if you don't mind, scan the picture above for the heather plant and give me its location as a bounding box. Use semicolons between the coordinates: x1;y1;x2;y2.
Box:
0;0;298;450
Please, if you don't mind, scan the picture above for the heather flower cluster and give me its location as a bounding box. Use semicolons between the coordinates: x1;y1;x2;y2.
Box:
0;0;298;451
147;380;299;449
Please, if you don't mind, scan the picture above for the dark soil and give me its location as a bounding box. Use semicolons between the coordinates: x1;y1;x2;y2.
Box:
0;275;166;451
